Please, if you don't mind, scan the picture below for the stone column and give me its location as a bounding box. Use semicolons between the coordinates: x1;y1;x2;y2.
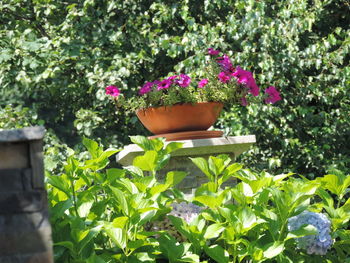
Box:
116;135;256;193
0;127;53;263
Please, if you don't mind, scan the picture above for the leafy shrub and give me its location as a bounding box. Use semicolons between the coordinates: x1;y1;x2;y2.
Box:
1;0;349;177
47;136;350;262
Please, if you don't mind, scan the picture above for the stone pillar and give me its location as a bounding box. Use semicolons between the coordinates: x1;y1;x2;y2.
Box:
116;135;256;193
0;127;53;263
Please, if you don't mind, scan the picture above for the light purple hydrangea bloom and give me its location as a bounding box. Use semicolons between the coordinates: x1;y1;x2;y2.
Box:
169;202;203;224
288;211;333;255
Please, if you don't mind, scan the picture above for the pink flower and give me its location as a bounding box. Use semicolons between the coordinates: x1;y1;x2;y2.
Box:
198;79;208;88
218;72;231;83
232;66;259;96
265;86;281;104
176;74;191;87
157;79;172;90
208;48;220;56
241;97;248;106
167;75;178;82
105;85;120;97
139;82;154;95
217;54;234;72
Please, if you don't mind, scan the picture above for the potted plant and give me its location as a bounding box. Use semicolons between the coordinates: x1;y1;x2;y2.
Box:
106;48;281;139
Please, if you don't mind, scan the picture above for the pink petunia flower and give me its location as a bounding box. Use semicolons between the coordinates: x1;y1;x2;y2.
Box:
217;54;234;72
218;72;231;83
265;86;281;104
208;48;220;56
105;85;120;97
198;78;208;88
167;75;178;82
139;81;154;95
176;74;191;87
157;79;172;90
232;66;259;96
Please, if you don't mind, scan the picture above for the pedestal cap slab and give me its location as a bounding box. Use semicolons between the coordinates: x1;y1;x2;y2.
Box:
116;135;256;166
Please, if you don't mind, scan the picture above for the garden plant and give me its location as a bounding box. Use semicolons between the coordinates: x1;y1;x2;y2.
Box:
105;49;280;111
48;136;350;262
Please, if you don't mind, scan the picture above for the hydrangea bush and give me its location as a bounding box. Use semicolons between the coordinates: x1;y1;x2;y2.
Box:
47;136;350;262
106;49;281;111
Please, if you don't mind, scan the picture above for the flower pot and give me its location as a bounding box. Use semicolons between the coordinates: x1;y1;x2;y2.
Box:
136;102;224;136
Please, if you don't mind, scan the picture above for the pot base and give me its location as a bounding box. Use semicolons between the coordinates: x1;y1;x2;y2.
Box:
148;130;223;141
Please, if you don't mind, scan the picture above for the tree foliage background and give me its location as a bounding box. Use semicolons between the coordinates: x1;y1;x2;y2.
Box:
0;0;349;177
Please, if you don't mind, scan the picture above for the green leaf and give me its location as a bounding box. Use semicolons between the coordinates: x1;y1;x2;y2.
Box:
208;156;226;177
165;141;183;153
130;136;164;151
204;223;225;239
149;184;170;196
133;151;158;172
106;168;125;182
190;157;213;181
194;195;224;209
47;173;70;197
263;241;284;259
134;176;156;192
204;244;229;263
109;186;129;216
112;216;129;228
219;163;242;185
165;171;187;186
82;137;101;159
86;253;107;263
51;199;73;220
54;241;74;252
124;165;144;177
238;207;258;231
78;225;102;253
77;200;93;218
285;224;318;241
104;227;127;250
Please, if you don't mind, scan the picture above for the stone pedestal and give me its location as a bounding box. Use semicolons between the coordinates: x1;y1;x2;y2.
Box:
116;135;256;193
0;127;54;263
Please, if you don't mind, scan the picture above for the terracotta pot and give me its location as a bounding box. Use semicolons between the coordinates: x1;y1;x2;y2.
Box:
136;102;224;135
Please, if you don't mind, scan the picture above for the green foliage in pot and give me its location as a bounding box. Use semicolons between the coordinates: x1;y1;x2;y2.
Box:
47;136;350;262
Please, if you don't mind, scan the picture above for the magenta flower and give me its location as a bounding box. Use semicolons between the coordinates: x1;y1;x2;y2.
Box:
208;48;220;56
139;81;154;95
105;85;120;97
167;75;178;82
218;72;231;83
265;86;281;104
198;79;208;88
157;79;172;90
176;74;191;87
232;66;259;96
217;54;234;72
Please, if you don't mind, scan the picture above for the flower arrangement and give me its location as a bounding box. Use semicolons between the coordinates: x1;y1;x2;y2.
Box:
105;48;281;111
